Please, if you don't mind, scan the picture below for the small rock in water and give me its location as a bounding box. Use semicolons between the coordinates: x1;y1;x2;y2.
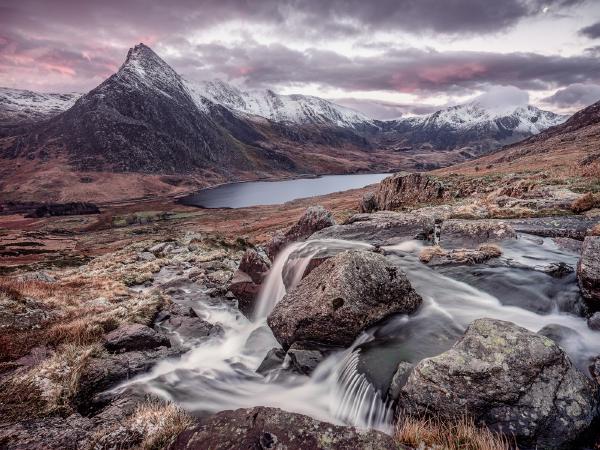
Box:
588;312;600;331
439;219;516;248
539;261;574;278
256;348;287;375
103;323;170;353
537;323;581;348
387;361;413;402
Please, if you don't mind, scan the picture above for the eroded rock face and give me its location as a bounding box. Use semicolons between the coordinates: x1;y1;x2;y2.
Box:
103;323;170;353
266;206;336;260
169;406;399;450
578;236;600;305
399;318;599;449
439;219;516;248
369;172;446;211
268;250;422;349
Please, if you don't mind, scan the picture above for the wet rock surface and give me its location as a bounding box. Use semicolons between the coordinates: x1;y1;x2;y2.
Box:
168;406;400;450
578;236;600;306
268;250;422;349
400;318;599;449
103;323;170;353
229;248;271;316
439;219;516;248
266;206;336;260
419;244;502;266
507;216;599;240
311;211;434;246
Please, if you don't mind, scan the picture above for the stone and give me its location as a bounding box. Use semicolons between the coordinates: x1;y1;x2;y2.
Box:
168;406;400;450
256;348;287;375
229;248;271;316
507;216;599;240
238;248;270;284
266;206;336;260
439;219;516;248
591;356;600;385
268;250;422;349
311;211;434;246
419;244;501;266
103;323;170;353
399;318;599;450
138;251;156;261
588;312;600;331
359;192;378;213
387;361;413;402
537;323;581;348
0;414;92;450
578;236;600;305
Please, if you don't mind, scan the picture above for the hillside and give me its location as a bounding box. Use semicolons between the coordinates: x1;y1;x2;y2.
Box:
436;99;600;183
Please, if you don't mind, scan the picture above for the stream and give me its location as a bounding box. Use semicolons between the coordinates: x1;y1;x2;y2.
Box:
122;234;600;434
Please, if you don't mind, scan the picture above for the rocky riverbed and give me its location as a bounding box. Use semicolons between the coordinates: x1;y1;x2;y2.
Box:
1;172;600;449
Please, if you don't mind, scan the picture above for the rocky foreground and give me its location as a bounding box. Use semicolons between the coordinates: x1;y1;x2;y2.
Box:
1;172;599;449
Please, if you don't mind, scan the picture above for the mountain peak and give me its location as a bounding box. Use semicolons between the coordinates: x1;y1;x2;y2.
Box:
124;43;159;64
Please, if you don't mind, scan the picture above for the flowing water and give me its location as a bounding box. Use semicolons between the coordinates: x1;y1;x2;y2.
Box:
122;234;600;434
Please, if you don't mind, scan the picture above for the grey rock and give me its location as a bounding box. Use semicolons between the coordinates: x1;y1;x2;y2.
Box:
387;361;413;402
588;312;600;331
439;219;516;248
591;356;600;385
359;191;378;213
539;262;574;278
168;406;400;450
538;323;581;348
287;343;326;376
507;215;599;240
256;348;287;375
371;172;446;211
268;250;422;349
138;251;156;262
266;206;336;260
103;323;170;353
311;211;434;246
229;248;271;316
399;318;599;450
578;236;600;305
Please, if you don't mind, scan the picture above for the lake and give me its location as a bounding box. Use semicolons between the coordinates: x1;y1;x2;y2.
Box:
179;173;391;208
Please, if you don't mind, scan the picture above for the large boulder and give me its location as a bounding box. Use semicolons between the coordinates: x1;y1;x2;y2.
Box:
266;206;336;260
168;406;399;450
367;172;445;212
578;236;600;305
229;248;271;315
267;250;422;349
439;219;516;248
399;318;599;449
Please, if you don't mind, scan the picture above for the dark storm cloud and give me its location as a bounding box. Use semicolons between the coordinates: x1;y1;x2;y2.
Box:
183;42;600;95
579;22;600;39
543;83;600;109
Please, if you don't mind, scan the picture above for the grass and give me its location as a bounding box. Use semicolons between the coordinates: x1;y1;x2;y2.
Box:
395;416;514;450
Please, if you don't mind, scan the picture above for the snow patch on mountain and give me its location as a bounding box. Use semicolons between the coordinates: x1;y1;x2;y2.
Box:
0;87;81;124
186;79;373;128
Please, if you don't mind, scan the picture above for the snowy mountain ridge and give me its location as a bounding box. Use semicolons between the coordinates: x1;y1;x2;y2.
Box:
0;87;81;125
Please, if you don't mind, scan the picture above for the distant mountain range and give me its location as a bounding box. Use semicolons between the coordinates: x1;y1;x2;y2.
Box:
0;43;570;202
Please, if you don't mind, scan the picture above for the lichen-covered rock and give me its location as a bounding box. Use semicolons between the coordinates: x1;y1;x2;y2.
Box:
419;244;501;265
266;206;336;260
268;250;422;349
399;318;599;449
370;172;446;211
578;236;600;305
359;192;378;213
168;406;400;450
439;219;516;248
103;323;170;353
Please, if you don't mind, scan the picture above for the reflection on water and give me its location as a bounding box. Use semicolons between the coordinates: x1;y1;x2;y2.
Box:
120;234;600;435
179;173;391;208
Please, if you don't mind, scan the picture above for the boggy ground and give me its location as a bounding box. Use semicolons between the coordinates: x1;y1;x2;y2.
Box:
1;170;599;449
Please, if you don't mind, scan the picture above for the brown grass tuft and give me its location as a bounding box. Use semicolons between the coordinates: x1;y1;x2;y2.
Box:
419;246;445;263
128;400;194;450
395;415;513;450
571;192;600;213
589;224;600;236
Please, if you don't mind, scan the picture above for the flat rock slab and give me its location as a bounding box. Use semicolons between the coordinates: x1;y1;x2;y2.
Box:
104;323;170;353
169;406;400;450
507;216;599;240
439;219;516;248
311;211;434;246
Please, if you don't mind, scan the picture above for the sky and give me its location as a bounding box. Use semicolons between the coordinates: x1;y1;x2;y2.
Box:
1;0;600;119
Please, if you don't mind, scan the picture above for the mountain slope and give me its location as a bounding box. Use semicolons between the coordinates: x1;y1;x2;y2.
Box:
436;99;600;178
4;44;295;174
383;101;567;155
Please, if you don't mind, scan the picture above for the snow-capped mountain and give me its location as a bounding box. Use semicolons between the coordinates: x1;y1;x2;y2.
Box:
0;87;80;126
386;100;568;153
187;79;373;128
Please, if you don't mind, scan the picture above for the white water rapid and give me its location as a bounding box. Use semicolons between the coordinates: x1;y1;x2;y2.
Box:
121;234;600;435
